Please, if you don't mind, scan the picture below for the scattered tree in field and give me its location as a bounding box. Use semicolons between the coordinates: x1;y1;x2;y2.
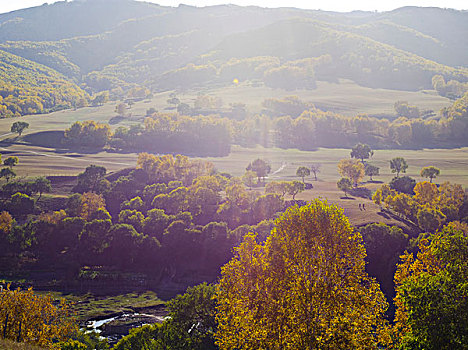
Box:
390;157;408;177
0;285;76;347
420;166;440;183
242;171;256;189
337;177;353;198
296;166;310;183
0;167;16;182
3;156;18;169
338;158;365;187
64;120;112;148
115;103;127;116
309;163;321;181
11;121;29;136
365;163;379;181
350;143;373;162
216;200;390;349
246;158;271;183
91;91;109;106
393;225;468;349
286;180;305;200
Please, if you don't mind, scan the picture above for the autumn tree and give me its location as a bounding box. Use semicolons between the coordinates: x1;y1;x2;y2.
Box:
246;159;271;183
393;224;468;349
390;157;408;177
265;181;289;197
350;143;373;162
74;165;107;193
216;200;390;349
0;286;76;347
338;158;365;187
420;166;440;183
79;192;106;221
337;177;353;198
365;163;379;181
296;166;310;183
11;121;29;136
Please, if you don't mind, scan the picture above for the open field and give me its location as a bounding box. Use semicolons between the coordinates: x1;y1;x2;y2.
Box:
0;79;451;139
196;79;451;116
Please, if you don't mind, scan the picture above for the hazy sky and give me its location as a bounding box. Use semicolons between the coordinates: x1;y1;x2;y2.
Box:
0;0;466;14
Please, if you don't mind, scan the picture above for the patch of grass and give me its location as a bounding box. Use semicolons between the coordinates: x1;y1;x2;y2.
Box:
46;291;165;322
0;339;44;350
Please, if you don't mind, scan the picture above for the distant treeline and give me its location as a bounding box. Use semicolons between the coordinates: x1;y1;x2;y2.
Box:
62;91;468;156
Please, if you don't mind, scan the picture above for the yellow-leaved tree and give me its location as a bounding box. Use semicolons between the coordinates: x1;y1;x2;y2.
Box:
0;285;76;348
216;199;390;349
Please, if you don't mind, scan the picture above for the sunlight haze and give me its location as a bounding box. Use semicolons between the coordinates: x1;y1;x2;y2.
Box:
0;0;466;14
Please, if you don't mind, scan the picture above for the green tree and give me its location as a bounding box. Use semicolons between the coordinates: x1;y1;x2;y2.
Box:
286;180;305;200
30;176;51;201
394;224;468;349
365;164;379;181
11;121;29;136
216;200;390;349
246;158;271;183
337;177;353;198
0;168;16;182
74;165;107;193
350;143;373;162
296;166;310;183
389;176;416;194
420;166;440;183
390;157;408;177
3;156;18;169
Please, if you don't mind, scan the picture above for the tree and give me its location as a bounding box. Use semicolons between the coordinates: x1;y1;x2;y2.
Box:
390;157;408;177
337;158;365;187
3;156;18;169
389;176;416;194
337;177;353;198
365;164;379;181
161;283;218;350
420;166;440;183
0;168;16;182
393;225;468;349
115;103;127;116
74;165;107;193
296;166;310;183
416;207;445;232
30;176;51;201
309;163;321;181
0;285;76;347
79;192;106;221
242;171;256;190
216;200;390;349
350;143;373;162
246;158;271;183
11;121;29;136
286;180;305;200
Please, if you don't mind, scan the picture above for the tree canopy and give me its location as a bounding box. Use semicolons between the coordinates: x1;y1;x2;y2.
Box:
216;199;390;349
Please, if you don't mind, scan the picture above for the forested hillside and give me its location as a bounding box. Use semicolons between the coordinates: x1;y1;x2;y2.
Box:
0;49;87;118
0;1;467;117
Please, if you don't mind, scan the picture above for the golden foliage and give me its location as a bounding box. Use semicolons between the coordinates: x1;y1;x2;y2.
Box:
79;192;106;221
0;285;76;348
337;158;365;186
216;199;390;349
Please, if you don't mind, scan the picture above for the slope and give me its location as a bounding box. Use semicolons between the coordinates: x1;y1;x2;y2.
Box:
0;50;88;117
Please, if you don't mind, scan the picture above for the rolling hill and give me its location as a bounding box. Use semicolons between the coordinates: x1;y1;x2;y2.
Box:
0;0;467;116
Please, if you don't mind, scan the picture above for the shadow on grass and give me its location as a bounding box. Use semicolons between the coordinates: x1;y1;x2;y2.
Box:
340;196;355;200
